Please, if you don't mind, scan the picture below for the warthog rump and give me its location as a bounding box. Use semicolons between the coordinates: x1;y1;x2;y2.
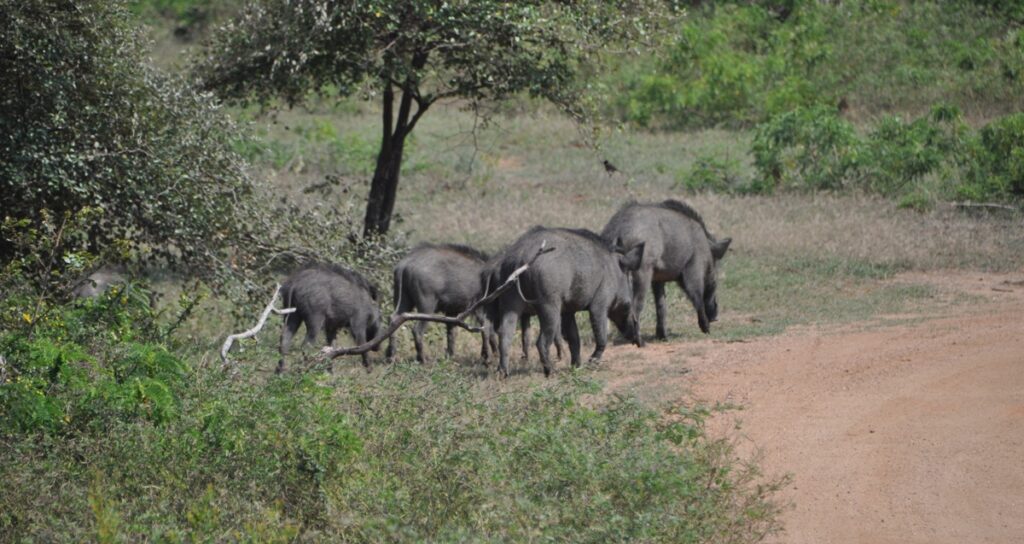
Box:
602;199;731;342
386;243;497;363
487;226;644;377
278;263;381;372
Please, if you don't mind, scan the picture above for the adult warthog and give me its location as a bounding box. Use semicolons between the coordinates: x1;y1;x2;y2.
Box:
278;263;381;372
480;265;565;364
602;199;731;342
386;243;497;363
488;227;644;377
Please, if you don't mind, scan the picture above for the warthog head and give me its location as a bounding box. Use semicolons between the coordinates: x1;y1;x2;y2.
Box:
702;237;732;325
609;242;646;346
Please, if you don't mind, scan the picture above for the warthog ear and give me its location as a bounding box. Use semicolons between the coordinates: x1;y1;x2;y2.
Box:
711;238;732;260
618;242;645;271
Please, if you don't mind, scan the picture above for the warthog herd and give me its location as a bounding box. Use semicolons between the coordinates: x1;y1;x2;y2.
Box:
275;199;731;377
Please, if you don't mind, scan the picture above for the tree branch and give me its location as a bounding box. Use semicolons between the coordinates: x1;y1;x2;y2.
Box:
320;240;555;361
220;283;296;366
407;97;432;132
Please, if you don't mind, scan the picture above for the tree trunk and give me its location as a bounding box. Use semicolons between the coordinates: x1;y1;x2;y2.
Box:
361;54;429;237
363;131;407;237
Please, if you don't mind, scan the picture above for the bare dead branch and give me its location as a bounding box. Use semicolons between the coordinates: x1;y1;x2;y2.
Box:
0;355;8;385
320;240;555;361
220;283;296;366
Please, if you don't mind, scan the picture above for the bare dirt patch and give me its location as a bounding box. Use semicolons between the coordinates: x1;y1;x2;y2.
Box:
599;271;1024;543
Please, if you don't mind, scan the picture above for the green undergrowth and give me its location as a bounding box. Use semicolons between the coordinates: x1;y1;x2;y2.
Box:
1;290;786;542
610;0;1024;128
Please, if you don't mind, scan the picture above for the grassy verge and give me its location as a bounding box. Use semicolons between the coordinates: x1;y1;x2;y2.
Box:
0;356;788;541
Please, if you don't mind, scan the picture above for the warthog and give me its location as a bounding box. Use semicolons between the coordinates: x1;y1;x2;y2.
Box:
488;226;644;377
386;243;497;363
71;266;126;299
479;266;565;364
278;263;381;372
601;199;731;341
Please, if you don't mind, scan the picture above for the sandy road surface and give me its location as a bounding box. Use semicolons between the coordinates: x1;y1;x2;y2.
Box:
600;271;1024;543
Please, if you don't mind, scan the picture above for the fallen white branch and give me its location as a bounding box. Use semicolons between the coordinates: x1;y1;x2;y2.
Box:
319;240;555;362
221;283;296;366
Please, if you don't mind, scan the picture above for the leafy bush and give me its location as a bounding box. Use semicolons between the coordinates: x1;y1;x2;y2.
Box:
859;106;969;196
676;153;749;194
750;104;1023;205
1;0;251;279
0;283;185;435
612;2;831;128
751;105;861;191
959;112;1024;200
0;360;786;541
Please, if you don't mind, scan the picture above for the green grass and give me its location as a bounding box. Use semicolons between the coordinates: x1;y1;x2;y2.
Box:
0;353;789;542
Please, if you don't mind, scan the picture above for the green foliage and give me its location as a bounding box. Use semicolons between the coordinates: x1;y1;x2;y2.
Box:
130;0;240;27
0;363;785;541
1;0;253;279
859;106;969;196
198;0;675;111
959;112;1024;200
614;1;831;128
751;105;861;191
675;153;748;193
750;104;1023;205
610;0;1024;128
0;287;186;435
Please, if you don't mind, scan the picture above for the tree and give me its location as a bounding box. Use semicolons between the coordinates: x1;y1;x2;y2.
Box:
197;0;677;236
0;0;252;277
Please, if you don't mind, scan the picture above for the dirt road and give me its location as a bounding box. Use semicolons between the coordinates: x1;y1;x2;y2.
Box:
601;271;1024;543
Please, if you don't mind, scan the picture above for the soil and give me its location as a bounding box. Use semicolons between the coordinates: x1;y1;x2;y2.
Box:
600;271;1024;543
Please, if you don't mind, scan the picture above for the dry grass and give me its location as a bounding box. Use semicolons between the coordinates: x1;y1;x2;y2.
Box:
215;104;1024;369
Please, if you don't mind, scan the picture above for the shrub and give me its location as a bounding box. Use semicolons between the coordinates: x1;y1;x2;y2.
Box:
749;103;1023;206
959;112;1024;200
0;284;185;435
0;0;252;280
751;105;860;191
676;153;749;194
612;2;831;128
0;362;787;541
859;105;969;196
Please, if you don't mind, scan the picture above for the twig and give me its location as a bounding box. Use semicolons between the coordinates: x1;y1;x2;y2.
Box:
320;240;555;361
0;355;7;385
220;283;296;366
